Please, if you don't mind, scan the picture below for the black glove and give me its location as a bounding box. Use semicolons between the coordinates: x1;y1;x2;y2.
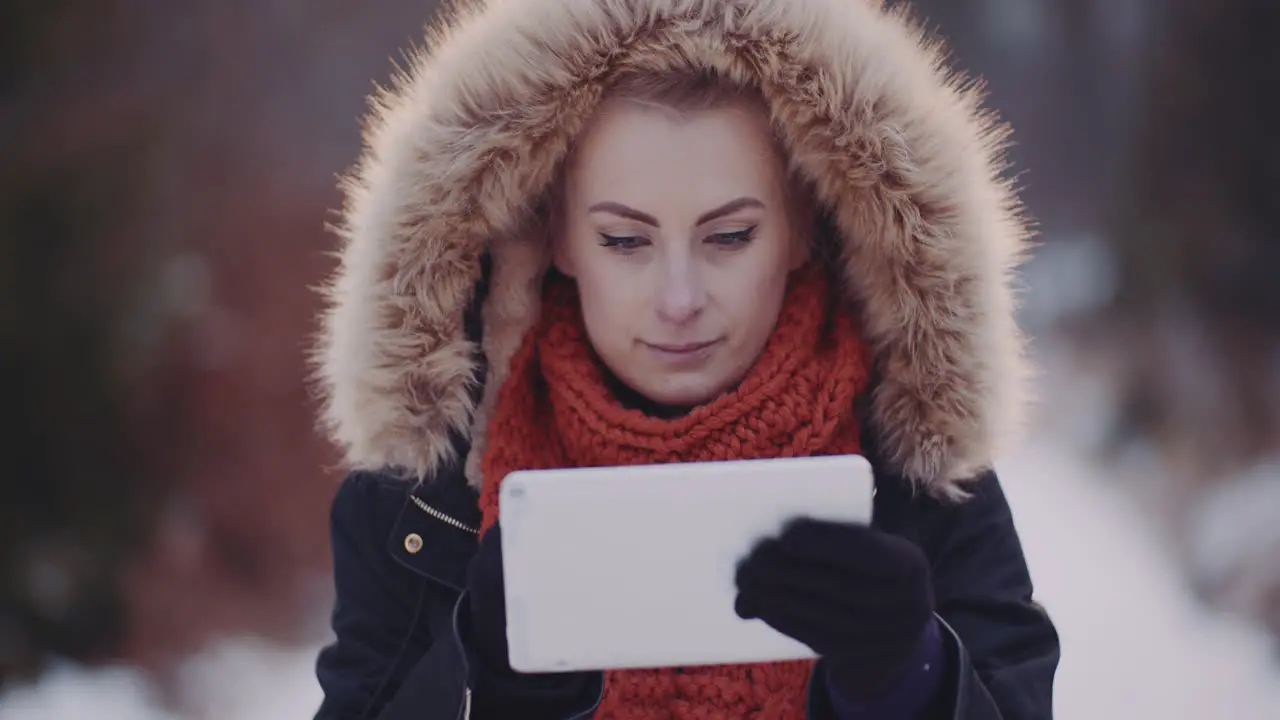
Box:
734;518;936;700
465;523;594;715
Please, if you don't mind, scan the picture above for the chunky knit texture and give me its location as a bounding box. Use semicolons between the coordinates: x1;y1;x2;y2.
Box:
478;266;873;719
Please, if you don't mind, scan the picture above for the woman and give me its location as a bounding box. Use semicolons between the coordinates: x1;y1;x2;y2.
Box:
312;0;1059;718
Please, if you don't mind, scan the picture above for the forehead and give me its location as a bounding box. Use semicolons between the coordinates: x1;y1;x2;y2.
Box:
564;101;789;211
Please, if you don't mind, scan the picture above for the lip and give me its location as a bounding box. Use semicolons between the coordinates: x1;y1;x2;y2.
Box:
642;339;721;366
645;340;719;354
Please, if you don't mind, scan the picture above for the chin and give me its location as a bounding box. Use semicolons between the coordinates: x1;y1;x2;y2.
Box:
643;388;714;408
639;375;732;408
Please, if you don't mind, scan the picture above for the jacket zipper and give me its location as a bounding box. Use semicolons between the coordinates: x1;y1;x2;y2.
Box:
567;681;606;719
415;487;873;536
431;479;866;719
411;494;480;534
458;682;598;720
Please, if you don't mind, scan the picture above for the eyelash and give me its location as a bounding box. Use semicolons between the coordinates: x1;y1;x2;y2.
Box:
709;227;757;246
597;226;758;251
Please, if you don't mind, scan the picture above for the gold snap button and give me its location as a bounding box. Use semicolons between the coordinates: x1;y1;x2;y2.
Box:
404;533;423;554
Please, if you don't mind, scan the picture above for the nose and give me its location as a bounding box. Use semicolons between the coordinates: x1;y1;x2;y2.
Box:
655;257;706;325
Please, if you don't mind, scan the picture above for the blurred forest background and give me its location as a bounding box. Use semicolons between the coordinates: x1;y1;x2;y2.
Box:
2;0;1278;714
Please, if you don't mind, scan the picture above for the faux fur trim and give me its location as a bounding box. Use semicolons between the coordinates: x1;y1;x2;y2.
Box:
314;0;1031;499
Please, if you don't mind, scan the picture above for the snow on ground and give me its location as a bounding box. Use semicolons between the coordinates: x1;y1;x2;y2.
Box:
3;377;1279;718
1000;436;1280;719
0;637;324;720
4;438;1278;719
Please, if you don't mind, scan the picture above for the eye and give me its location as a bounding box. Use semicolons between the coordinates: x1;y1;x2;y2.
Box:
707;226;757;247
597;233;649;251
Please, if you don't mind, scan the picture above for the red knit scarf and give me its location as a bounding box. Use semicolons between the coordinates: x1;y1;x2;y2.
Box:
478;266;873;719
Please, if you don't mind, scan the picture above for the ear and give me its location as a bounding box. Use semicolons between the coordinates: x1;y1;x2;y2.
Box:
788;228;811;271
544;173;577;277
784;174;817;271
552;241;575;277
787;203;815;272
549;207;576;277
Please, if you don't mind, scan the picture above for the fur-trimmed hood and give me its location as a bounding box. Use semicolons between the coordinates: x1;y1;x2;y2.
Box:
315;0;1030;498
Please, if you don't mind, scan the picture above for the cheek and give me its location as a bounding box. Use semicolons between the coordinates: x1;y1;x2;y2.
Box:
574;266;642;346
718;258;790;344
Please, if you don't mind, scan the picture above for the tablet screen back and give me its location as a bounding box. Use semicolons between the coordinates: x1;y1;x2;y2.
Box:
499;454;874;673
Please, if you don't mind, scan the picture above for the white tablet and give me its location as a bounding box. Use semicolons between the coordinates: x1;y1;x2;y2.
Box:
498;454;874;673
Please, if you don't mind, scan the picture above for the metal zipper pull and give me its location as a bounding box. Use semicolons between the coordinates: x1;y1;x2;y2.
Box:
411;495;480;534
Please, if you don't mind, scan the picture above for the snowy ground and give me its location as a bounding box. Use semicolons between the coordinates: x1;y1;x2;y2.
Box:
1000;435;1280;719
3;433;1278;719
3;329;1279;719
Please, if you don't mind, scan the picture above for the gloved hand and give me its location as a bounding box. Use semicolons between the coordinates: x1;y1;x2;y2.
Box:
734;518;937;700
465;523;594;715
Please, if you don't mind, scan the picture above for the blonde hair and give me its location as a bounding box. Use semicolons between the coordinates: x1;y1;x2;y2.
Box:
547;69;816;232
603;68;765;116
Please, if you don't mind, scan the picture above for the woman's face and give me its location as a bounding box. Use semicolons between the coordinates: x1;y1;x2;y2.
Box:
554;98;808;407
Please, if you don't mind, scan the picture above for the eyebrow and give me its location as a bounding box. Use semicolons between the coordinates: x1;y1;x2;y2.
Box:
587;196;765;228
587;201;658;226
696;197;765;225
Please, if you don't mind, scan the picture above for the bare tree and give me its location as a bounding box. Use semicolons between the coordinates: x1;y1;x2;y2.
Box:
2;0;446;685
1072;0;1280;642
